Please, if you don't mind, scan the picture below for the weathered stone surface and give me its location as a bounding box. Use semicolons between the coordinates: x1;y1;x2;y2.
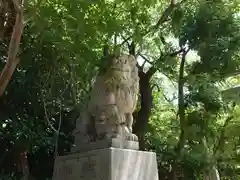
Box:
53;148;159;180
71;138;139;153
72;54;139;145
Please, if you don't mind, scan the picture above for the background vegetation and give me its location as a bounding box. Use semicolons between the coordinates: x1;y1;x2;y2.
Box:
0;0;240;179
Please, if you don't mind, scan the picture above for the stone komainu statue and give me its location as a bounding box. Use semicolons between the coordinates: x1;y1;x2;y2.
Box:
73;54;139;145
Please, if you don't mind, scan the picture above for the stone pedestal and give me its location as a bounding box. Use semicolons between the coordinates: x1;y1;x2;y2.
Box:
71;138;139;153
52;147;159;180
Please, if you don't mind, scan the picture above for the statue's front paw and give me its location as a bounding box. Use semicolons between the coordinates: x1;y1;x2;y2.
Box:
105;133;122;139
125;133;138;142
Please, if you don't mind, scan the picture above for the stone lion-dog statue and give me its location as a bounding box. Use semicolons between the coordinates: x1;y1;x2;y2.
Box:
73;54;139;144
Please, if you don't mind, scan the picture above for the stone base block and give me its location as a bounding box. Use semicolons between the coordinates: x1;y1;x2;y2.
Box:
71;138;139;153
53;148;159;180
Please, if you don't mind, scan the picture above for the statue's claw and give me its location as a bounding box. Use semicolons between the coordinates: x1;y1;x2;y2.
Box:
125;133;138;142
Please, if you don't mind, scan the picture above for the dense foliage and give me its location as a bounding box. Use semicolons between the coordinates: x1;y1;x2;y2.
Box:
0;0;239;179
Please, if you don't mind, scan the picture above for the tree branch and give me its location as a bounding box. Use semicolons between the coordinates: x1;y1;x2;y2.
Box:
139;54;154;68
54;101;62;158
129;41;135;56
213;114;234;155
12;0;24;12
174;48;190;155
151;0;187;32
42;96;59;134
169;48;184;57
121;0;187;47
141;48;184;78
120;34;131;47
0;0;24;97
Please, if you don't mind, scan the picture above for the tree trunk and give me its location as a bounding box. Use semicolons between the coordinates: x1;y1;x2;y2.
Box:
170;50;189;179
0;0;24;97
176;50;187;151
203;174;210;180
210;167;220;180
0;60;19;95
204;167;221;180
19;151;30;180
169;163;178;180
133;70;153;150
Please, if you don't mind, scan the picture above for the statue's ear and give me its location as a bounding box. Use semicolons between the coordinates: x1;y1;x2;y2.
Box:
127;54;136;65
